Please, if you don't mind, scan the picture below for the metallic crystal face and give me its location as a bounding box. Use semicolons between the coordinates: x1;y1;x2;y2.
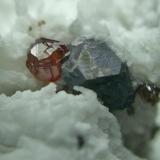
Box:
61;39;134;110
62;39;122;81
30;40;62;60
26;38;134;110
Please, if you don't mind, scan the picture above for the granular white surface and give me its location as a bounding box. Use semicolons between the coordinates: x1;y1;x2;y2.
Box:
0;0;160;160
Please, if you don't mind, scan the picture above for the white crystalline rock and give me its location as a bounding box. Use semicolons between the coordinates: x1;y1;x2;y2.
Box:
0;0;79;95
0;0;159;160
151;131;160;160
113;96;157;158
71;0;160;84
150;102;160;160
0;0;160;95
0;84;142;160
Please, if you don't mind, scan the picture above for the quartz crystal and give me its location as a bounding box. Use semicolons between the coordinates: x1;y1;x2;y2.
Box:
26;38;68;82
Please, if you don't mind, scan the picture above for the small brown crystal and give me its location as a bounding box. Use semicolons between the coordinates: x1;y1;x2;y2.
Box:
137;83;160;105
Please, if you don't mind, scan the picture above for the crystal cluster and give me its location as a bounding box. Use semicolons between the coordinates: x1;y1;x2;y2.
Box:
62;39;134;110
26;38;134;110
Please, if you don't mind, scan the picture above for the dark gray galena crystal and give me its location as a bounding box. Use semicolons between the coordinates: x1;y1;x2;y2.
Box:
61;39;134;110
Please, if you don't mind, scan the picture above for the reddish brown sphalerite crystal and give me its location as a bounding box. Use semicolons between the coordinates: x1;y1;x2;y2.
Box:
26;38;69;82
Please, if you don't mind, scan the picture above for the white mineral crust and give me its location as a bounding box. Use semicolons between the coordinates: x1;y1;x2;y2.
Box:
0;0;160;160
0;84;143;160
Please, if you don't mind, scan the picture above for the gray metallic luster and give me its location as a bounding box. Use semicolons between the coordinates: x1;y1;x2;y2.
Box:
62;39;134;110
63;39;121;79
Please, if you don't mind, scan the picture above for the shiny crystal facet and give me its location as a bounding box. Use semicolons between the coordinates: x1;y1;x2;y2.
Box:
62;39;122;85
26;38;134;110
26;38;68;82
62;39;134;110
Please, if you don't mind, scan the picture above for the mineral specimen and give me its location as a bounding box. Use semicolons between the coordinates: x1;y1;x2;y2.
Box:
136;83;160;105
26;38;69;82
62;39;134;110
26;38;134;110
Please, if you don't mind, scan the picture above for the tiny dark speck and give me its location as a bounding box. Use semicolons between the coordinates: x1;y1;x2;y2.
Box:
56;85;81;95
38;20;46;27
77;135;85;149
150;126;160;139
28;26;32;31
